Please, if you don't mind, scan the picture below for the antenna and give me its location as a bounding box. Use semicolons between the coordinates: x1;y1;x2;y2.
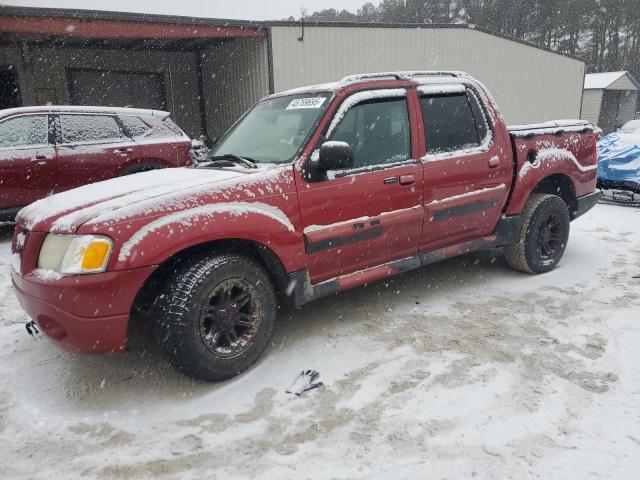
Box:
298;1;306;41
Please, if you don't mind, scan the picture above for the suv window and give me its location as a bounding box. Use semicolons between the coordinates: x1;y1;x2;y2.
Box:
59;114;125;144
141;116;182;138
328;98;410;168
0;115;48;148
119;115;149;137
420;93;480;154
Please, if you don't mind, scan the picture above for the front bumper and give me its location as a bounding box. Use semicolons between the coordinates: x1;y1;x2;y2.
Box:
573;191;601;220
11;265;156;354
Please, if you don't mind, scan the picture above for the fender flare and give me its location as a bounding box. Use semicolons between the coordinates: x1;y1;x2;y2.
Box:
111;202;304;272
506;149;589;216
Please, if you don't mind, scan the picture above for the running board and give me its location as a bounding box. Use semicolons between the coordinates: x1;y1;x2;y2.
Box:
288;215;520;307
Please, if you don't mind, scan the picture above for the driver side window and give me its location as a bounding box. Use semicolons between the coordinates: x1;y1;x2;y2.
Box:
328;97;410;169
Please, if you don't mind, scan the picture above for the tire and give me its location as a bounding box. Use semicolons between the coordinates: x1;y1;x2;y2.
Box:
154;253;277;381
505;193;570;274
120;163;166;176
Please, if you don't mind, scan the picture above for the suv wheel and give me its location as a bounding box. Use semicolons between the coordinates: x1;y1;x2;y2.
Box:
505;193;570;274
155;253;277;381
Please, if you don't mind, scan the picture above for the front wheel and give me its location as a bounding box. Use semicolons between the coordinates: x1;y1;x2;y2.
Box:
505;193;570;274
155;253;277;381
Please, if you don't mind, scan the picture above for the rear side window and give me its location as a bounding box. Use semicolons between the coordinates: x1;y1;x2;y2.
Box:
0;115;48;148
139;116;182;138
59;114;125;143
119;115;149;137
420;94;480;154
162;117;184;135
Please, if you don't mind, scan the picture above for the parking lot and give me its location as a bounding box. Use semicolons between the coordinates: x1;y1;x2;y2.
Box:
1;202;639;479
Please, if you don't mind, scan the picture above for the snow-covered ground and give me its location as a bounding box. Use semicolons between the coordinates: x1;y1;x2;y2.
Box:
0;203;639;479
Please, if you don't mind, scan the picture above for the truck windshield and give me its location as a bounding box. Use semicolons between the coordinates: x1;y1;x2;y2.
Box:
207;92;332;164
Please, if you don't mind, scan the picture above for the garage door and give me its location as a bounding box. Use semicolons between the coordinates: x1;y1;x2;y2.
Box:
67;68;167;110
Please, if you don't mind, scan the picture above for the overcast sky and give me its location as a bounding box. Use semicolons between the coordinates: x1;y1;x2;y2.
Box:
2;0;367;20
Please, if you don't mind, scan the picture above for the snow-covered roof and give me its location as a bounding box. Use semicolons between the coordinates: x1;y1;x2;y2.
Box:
584;71;640;90
0;105;171;119
270;71;474;99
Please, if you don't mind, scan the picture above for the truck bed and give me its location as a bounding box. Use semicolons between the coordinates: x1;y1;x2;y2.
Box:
505;120;600;217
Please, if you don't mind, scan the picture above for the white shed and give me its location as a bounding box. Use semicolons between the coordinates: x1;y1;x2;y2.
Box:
581;71;640;133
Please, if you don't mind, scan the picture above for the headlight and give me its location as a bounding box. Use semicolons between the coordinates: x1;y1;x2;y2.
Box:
39;234;113;275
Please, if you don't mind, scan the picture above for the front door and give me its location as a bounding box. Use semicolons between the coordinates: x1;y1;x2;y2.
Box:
296;89;424;284
0;114;57;210
418;86;512;250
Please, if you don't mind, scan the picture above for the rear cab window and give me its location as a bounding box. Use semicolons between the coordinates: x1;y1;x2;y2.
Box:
418;84;491;155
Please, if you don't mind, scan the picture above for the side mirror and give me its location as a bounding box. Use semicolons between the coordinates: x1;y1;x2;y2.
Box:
316;141;354;171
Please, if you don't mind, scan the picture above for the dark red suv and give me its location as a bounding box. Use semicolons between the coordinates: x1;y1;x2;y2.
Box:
0;106;194;222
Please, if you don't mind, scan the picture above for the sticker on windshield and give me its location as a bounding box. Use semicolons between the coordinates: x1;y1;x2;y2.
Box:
286;97;326;110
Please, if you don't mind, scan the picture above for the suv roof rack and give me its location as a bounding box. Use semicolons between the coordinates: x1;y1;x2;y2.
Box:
337;70;471;87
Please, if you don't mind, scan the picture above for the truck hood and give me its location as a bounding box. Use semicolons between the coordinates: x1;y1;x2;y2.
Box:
17;166;288;233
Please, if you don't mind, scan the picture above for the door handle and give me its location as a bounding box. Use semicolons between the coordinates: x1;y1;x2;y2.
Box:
114;148;133;153
399;174;415;186
383;176;398;185
488;156;500;168
31;155;48;162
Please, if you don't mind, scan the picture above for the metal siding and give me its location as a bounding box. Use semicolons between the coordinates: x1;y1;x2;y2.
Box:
1;45;203;136
580;89;602;124
200;37;270;140
270;26;584;124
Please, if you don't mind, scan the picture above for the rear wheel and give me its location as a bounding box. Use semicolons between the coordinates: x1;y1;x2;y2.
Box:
154;253;277;381
505;193;570;274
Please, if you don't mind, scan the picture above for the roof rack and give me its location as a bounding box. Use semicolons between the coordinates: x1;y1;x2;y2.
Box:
337;70;471;87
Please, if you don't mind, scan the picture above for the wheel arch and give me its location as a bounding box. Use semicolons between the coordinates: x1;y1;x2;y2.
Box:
531;173;578;218
129;237;292;335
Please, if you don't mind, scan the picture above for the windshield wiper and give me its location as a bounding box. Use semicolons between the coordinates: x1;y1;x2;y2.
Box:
201;154;258;169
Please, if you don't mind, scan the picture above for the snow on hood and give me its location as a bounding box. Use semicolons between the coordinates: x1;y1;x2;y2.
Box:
17;166;287;233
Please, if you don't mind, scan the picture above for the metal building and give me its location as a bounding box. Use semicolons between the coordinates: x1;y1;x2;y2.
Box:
0;7;586;142
581;71;640;134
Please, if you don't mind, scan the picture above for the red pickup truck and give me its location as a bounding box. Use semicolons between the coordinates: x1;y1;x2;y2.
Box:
0;106;193;222
11;71;600;381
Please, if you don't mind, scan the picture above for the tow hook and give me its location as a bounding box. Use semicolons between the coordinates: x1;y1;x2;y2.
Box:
25;321;40;341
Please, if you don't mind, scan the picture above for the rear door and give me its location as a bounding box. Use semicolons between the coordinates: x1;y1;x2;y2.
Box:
418;85;512;250
297;88;424;284
53;113;133;192
0;114;57;209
